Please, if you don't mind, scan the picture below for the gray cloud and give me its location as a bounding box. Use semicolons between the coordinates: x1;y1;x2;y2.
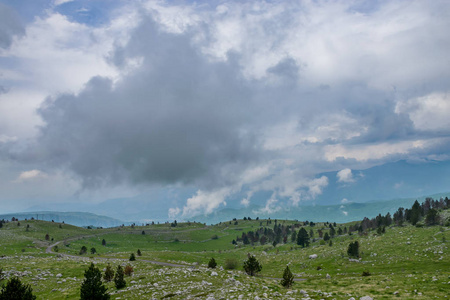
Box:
34;18;262;189
2;1;450;213
0;3;24;49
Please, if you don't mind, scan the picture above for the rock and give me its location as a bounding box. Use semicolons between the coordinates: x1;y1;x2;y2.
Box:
393;291;399;295
326;273;331;279
56;273;62;278
359;297;373;300
348;298;355;300
202;280;212;286
211;271;218;276
206;297;216;300
309;254;318;259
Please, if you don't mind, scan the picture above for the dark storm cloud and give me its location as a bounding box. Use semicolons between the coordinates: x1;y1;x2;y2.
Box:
34;18;262;189
0;3;24;49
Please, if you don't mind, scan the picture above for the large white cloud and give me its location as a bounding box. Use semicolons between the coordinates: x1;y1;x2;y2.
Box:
1;0;450;215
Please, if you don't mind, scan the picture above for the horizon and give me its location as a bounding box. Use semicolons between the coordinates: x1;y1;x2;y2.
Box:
1;1;450;221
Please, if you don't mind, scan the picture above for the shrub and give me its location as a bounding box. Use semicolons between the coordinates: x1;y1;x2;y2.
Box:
79;246;88;255
102;239;106;246
45;234;50;241
362;270;371;276
129;253;136;261
124;265;134;276
103;264;114;282
243;256;262;276
80;263;110;300
208;258;217;268
0;277;36;300
224;258;238;270
90;247;96;254
280;265;294;288
137;249;142;256
211;234;219;240
114;265;126;289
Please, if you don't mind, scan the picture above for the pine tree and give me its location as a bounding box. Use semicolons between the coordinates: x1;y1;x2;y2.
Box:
102;239;106;246
129;253;136;261
0;277;36;300
243;256;262;276
137;249;142;256
103;264;114;282
79;246;87;255
208;258;217;268
80;263;110;300
296;228;310;247
114;265;126;289
347;241;360;258
280;265;294;288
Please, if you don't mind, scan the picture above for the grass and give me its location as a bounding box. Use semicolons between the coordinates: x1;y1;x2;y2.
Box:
0;216;449;299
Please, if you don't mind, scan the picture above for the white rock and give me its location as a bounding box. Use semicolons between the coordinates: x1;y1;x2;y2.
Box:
309;254;318;259
326;273;331;279
211;271;218;276
359;297;373;300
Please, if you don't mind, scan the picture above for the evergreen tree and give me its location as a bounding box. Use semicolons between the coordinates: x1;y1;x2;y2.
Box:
114;265;126;289
296;228;310;247
280;265;294;288
90;247;96;254
290;230;297;242
323;232;330;241
102;239;106;246
103;264;114;282
208;258;217;268
425;208;439;226
347;241;360;258
137;249;142;256
243;256;262;276
410;200;422;225
80;263;110;300
129;253;136;261
0;277;36;300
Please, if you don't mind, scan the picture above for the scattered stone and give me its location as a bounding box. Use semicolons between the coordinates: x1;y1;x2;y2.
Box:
326;273;331;279
211;271;218;276
360;297;373;300
309;254;318;259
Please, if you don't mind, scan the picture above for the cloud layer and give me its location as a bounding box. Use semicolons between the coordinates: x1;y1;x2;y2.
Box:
1;0;450;216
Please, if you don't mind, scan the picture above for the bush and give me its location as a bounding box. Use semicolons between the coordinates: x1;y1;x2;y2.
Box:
114;265;126;289
0;277;36;300
137;249;142;256
79;246;88;255
80;263;110;300
280;265;294;288
129;253;136;261
243;256;262;276
124;265;134;276
208;258;217;268
102;239;106;246
90;247;96;254
211;234;219;240
224;258;238;270
103;264;114;282
362;270;371;276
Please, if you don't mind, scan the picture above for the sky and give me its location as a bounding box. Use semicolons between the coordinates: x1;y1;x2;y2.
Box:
0;0;450;219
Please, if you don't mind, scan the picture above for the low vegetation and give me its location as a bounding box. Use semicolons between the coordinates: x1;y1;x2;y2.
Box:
0;197;449;299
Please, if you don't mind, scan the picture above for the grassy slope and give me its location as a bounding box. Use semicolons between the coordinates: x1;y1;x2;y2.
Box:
0;217;449;299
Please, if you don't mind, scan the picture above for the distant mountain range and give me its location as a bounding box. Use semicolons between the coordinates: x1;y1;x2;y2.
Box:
19;160;450;224
191;192;450;224
0;211;124;227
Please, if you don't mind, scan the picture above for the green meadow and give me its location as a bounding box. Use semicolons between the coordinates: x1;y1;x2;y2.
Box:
0;215;449;299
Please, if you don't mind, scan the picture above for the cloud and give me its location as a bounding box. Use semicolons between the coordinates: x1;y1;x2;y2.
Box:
168;207;180;220
337;168;354;183
341;198;350;204
0;3;24;49
182;187;231;217
395;93;450;133
1;0;450;215
253;195;281;215
16;169;47;181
